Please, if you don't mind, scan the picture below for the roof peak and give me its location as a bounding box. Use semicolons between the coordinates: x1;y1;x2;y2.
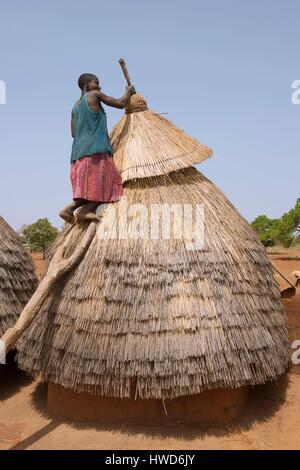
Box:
125;93;149;114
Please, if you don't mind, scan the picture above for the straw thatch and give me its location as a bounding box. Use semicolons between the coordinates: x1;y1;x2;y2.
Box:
16;163;289;399
110;94;212;182
0;217;37;337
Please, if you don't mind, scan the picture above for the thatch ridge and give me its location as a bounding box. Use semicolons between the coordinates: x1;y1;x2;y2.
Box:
16;168;289;399
0;217;38;336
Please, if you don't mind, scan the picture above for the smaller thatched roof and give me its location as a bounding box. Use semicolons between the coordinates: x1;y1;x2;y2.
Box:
110;94;212;182
0;217;37;336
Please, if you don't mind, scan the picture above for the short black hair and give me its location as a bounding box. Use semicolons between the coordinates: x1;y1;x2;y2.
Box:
78;73;98;90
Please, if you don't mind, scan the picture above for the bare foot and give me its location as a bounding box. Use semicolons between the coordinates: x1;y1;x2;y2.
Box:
74;202;110;223
59;209;75;224
96;203;109;219
75;202;100;223
75;211;99;222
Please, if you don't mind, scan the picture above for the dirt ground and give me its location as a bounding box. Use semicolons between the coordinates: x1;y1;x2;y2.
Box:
0;251;299;450
31;252;46;280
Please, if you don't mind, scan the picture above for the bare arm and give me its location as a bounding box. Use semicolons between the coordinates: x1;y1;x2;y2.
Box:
96;86;136;109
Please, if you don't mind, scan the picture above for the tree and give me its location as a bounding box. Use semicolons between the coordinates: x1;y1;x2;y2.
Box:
251;215;280;247
251;198;300;248
294;198;300;236
22;218;59;252
276;212;295;247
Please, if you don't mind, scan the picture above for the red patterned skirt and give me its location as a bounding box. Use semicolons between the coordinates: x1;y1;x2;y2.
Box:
71;153;123;202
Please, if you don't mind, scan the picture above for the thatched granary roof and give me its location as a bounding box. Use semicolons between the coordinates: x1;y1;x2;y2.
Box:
0;217;37;337
16;157;289;397
110;94;213;182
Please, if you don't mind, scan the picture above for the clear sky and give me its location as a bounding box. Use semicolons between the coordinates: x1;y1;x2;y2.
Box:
0;0;299;230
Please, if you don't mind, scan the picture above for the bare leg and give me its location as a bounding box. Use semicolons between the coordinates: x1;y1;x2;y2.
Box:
59;199;86;224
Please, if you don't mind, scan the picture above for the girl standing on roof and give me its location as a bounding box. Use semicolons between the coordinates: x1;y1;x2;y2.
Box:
59;73;135;223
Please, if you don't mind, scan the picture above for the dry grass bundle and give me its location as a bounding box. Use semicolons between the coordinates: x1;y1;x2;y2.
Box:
110;94;213;182
0;217;37;336
16;168;289;399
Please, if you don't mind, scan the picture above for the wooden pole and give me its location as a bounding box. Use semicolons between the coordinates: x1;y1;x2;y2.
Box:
1;221;97;353
119;58;132;86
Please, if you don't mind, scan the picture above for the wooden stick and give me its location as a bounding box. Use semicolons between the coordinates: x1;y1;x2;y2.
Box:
271;261;296;288
1;221;97;352
119;58;132;86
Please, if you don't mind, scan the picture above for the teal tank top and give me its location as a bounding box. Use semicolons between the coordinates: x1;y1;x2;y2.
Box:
71;93;113;163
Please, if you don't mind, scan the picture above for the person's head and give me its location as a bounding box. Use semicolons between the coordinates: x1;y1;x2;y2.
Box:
78;73;101;93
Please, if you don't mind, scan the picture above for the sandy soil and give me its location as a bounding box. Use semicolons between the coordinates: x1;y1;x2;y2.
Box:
0;253;298;450
268;249;300;280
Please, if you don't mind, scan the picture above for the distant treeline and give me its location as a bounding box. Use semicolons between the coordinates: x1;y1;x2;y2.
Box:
251;198;300;248
20;218;59;253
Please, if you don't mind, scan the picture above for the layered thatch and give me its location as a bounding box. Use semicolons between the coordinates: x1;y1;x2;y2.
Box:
110;94;212;182
0;217;37;336
16;166;289;399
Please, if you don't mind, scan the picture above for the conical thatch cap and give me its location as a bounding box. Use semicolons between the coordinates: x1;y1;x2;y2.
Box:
0;217;37;336
16;168;289;399
110;93;213;182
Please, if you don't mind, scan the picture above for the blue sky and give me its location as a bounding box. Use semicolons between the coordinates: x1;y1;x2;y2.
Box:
0;0;299;230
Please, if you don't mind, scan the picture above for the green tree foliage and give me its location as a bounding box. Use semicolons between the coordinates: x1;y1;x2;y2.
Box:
251;215;280;246
23;218;59;252
251;198;300;247
294;198;300;235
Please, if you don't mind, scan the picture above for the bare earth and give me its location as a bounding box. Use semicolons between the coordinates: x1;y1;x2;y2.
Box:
0;251;299;450
31;252;46;280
